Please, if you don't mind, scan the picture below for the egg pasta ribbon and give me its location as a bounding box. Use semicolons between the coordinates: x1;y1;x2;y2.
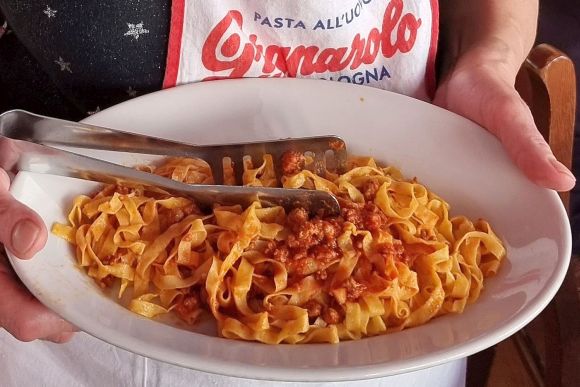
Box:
52;156;506;344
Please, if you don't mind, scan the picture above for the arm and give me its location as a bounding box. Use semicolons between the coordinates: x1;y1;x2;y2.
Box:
435;0;575;191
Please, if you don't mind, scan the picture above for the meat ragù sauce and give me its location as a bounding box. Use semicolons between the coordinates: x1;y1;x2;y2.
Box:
262;156;414;325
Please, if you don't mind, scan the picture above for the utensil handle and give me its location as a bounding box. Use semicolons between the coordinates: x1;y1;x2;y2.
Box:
0;134;340;214
0;109;205;156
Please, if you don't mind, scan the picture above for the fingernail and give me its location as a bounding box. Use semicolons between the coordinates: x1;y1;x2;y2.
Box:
549;158;576;180
11;219;40;256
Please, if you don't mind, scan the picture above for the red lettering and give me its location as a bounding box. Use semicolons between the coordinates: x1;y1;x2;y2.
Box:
263;46;287;74
200;0;422;80
380;0;402;58
316;47;349;72
283;46;320;76
349;34;367;70
397;13;422;53
364;29;381;64
201;10;255;79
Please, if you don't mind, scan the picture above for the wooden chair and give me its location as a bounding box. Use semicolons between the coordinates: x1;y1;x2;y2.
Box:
510;44;579;387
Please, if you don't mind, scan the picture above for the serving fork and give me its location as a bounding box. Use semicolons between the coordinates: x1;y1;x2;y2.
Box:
0;110;347;214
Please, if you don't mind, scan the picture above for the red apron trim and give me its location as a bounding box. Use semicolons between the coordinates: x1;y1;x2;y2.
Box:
163;0;186;89
163;0;438;100
425;0;439;100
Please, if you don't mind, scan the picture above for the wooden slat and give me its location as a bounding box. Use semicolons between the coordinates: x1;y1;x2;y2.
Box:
514;43;579;387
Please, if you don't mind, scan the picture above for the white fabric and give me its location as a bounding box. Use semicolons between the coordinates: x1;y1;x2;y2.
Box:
171;0;436;100
0;330;465;387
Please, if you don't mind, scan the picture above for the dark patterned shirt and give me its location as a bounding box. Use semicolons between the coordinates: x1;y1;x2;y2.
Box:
0;1;170;119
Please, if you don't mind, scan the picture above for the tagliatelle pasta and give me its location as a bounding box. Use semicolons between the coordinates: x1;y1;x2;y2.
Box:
52;155;506;344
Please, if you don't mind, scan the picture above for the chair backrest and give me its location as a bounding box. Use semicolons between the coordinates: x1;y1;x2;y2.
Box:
516;43;576;210
515;43;579;387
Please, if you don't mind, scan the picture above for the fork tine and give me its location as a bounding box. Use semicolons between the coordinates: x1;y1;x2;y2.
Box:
233;157;245;185
313;151;326;176
210;156;224;185
334;148;348;174
3;110;348;213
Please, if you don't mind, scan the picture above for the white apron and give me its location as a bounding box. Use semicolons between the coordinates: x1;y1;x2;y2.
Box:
2;2;468;386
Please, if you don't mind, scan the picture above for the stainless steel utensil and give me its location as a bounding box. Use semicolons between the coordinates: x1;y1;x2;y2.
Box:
0;110;347;214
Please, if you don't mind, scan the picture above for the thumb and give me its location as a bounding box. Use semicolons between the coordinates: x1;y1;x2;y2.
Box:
436;71;575;192
0;169;48;259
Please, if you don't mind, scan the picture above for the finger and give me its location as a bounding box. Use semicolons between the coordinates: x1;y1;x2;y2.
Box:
480;85;575;191
0;263;76;342
437;71;575;191
0;169;48;259
0;169;9;189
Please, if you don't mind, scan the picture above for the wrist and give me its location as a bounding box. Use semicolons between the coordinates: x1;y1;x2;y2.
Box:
439;0;538;83
459;40;526;80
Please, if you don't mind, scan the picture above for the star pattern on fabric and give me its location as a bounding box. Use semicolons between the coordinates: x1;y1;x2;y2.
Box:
54;56;72;73
43;6;57;18
124;22;149;40
126;86;137;98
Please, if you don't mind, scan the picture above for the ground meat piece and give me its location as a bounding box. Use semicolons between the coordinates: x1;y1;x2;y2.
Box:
167;207;187;224
291;249;308;262
265;240;277;255
361;203;390;232
287;207;309;232
322;307;341;325
297;222;324;245
285;234;302;250
289;245;340;275
281;150;306;176
339;190;390;232
364;212;384;231
99;275;115;288
266;241;290;263
116;185;133;195
342;207;363;228
344;277;367;301
362;180;381;201
354;258;373;279
162;203;200;230
174;293;201;324
269;211;343;275
101;252;123;265
288;219;327;249
321;219;341;241
179;266;192;277
310;245;339;262
303;300;322;319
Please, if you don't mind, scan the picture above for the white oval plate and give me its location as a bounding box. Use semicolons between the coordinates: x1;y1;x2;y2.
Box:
8;79;571;382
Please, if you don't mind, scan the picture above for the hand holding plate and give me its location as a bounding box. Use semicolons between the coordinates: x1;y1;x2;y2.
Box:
0;169;76;343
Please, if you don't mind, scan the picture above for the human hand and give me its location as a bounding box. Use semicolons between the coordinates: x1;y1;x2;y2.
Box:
433;44;575;192
0;168;76;343
435;0;575;192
